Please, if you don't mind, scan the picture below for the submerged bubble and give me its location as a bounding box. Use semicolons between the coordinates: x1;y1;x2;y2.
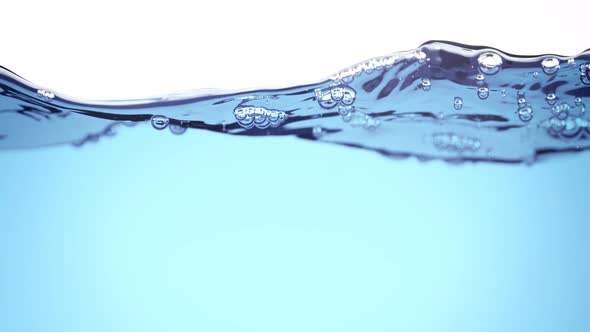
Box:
169;123;187;135
432;133;481;152
551;102;570;120
475;74;485;82
233;106;287;129
477;87;489;100
575;97;583;106
517;106;533;122
517;97;527;108
580;63;590;84
453;97;463;110
541;57;560;75
151;115;169;130
532;71;539;78
312;126;324;138
421;78;431;91
546;93;557;105
477;52;502;75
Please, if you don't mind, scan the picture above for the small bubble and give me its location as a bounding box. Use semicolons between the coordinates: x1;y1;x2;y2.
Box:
477;87;489;100
532;71;539;78
477;52;503;75
475;74;485;82
517;90;525;98
169;123;187;135
517;106;533;122
312;126;324;138
453;97;463;110
541;57;560;75
421;78;431;91
575;97;583;106
501;89;506;97
568;58;576;65
338;105;353;115
151;115;169;130
330;87;344;101
517;97;527;108
546;93;557;105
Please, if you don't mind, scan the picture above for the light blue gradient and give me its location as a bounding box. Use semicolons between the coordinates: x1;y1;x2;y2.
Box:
1;125;589;332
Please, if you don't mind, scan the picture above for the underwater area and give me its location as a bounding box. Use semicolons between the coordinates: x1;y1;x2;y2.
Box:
0;41;589;332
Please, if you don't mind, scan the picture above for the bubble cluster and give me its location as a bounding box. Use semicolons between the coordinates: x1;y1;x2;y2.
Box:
151;115;169;130
36;89;55;101
329;53;404;82
541;57;560;75
233;106;286;129
540;98;588;138
453;97;463;110
329;49;430;82
315;85;356;109
477;52;503;75
477;87;489;100
432;133;481;152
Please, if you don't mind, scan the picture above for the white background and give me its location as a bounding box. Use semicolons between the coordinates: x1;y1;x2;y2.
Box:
2;0;588;99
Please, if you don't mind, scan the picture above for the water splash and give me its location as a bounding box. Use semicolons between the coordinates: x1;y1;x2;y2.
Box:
1;40;590;163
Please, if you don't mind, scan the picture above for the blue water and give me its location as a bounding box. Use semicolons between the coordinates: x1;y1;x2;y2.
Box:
0;41;589;332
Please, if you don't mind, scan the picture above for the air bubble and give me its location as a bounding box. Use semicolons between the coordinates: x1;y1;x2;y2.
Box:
341;88;356;105
330;88;344;101
233;106;287;129
415;50;427;63
546;93;557;105
477;87;489;100
580;63;590;85
550;117;565;132
312;126;324;138
517;106;533;122
541;57;560;75
151;115;169;130
551;102;570;120
517;98;527;108
453;97;463;110
532;71;539;78
475;74;485;82
169;123;187;135
501;89;506;97
421;78;431;91
575;97;583;106
338;105;353;115
477;52;503;75
37;89;55;101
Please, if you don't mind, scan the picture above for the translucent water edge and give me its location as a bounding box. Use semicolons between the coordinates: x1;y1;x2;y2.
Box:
1;40;590;164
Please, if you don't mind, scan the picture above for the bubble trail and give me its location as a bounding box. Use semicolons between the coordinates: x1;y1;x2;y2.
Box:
1;40;590;164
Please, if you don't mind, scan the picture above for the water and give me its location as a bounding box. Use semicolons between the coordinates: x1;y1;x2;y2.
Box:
1;40;590;162
1;41;589;332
